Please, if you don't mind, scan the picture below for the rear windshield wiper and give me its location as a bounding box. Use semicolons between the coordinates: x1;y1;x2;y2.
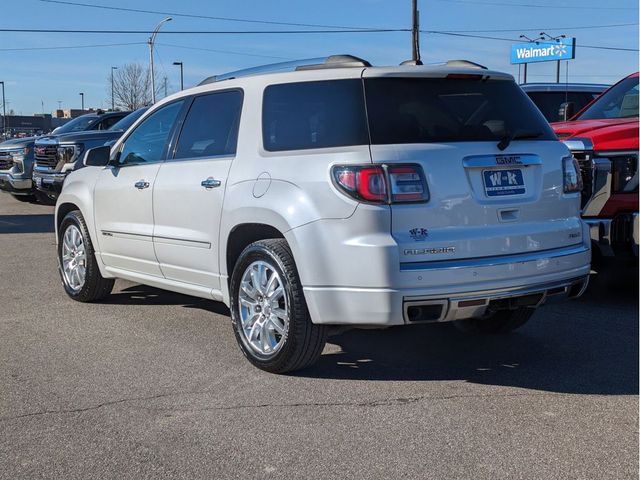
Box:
497;130;543;151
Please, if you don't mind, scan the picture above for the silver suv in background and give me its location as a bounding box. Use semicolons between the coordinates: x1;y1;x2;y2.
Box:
55;56;590;373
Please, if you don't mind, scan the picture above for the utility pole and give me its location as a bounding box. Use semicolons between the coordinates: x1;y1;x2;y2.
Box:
111;66;118;110
79;92;84;111
173;61;184;90
148;17;172;104
0;81;5;139
411;0;422;64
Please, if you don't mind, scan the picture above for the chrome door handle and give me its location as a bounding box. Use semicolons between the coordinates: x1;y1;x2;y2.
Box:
134;180;150;190
201;177;222;189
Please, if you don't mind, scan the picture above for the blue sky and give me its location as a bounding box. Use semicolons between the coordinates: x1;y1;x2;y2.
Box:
1;0;638;114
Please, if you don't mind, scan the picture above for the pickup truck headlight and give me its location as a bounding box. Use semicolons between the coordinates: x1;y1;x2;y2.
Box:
562;156;583;194
57;145;82;163
611;155;638;193
10;148;27;163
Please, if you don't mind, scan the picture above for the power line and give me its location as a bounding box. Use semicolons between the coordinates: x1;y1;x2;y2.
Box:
156;43;294;60
434;0;638;10
422;30;640;52
35;0;378;30
0;41;145;52
0;28;408;35
443;22;638;33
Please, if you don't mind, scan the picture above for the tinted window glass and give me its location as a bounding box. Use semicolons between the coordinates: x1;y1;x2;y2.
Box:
108;108;148;131
119;101;184;166
54;115;97;134
97;114;126;130
174;91;243;159
578;76;639;120
526;91;599;122
364;78;556;144
262;80;368;151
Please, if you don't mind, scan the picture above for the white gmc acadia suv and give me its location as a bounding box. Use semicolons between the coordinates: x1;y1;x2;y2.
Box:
55;55;591;373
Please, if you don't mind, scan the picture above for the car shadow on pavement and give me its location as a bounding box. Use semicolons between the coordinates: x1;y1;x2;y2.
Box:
105;284;230;316
301;285;638;395
104;282;636;396
0;214;55;234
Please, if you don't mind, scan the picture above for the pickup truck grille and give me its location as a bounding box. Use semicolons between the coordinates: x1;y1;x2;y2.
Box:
34;145;58;168
0;151;14;170
570;149;594;208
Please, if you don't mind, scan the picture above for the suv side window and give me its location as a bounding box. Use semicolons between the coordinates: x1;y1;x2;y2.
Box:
262;79;368;152
174;90;243;160
99;115;123;130
118;101;184;166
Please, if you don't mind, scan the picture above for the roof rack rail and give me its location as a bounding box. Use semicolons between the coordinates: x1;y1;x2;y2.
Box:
198;54;371;86
444;60;487;70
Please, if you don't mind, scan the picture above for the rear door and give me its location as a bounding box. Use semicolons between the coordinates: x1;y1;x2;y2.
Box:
362;73;583;265
152;90;243;290
94;100;185;276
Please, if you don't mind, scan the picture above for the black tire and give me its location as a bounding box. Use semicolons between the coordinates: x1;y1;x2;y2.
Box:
230;238;328;374
453;308;535;334
58;210;114;302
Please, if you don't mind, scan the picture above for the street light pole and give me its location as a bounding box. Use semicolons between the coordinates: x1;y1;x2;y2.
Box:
173;61;184;90
79;92;84;111
0;81;5;139
148;17;172;104
111;66;118;110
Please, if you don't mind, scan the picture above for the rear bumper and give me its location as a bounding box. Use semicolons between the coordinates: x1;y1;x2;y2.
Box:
0;171;33;194
303;244;591;326
32;170;66;197
585;213;639;257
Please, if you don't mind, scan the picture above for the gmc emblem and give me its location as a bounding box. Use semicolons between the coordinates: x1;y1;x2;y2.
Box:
496;155;523;165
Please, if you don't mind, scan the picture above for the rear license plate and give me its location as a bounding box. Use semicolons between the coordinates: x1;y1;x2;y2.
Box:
482;169;525;197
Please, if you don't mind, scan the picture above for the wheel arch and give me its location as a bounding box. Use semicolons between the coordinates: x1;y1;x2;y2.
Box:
225;223;286;285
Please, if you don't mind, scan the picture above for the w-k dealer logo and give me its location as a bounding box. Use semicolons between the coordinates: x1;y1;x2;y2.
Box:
489;171;519;187
483;169;526;197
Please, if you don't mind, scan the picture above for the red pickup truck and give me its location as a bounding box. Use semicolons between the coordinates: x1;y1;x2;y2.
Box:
552;72;639;269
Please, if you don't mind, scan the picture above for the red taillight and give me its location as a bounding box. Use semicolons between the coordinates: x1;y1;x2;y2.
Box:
387;165;428;202
358;166;387;202
332;164;428;204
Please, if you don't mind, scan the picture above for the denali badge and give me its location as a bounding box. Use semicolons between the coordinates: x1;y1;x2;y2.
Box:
409;228;429;241
496;155;523;165
404;246;456;255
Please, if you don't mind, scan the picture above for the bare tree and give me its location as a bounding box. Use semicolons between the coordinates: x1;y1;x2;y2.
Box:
108;63;163;110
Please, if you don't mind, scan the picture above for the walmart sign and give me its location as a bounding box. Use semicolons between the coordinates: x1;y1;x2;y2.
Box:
510;38;576;64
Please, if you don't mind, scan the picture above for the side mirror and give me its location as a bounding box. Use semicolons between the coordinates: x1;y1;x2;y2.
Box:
83;145;111;167
558;101;576;122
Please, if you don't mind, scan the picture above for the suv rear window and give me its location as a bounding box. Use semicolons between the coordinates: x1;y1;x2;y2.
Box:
364;77;556;144
262;80;368;151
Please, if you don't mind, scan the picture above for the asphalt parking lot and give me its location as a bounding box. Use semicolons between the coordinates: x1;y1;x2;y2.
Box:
0;194;637;479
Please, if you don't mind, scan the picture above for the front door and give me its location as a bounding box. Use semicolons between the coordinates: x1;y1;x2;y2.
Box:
94;100;185;277
152;90;243;290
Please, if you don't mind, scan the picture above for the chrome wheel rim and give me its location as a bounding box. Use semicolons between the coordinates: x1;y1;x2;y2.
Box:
61;224;86;292
238;260;289;358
